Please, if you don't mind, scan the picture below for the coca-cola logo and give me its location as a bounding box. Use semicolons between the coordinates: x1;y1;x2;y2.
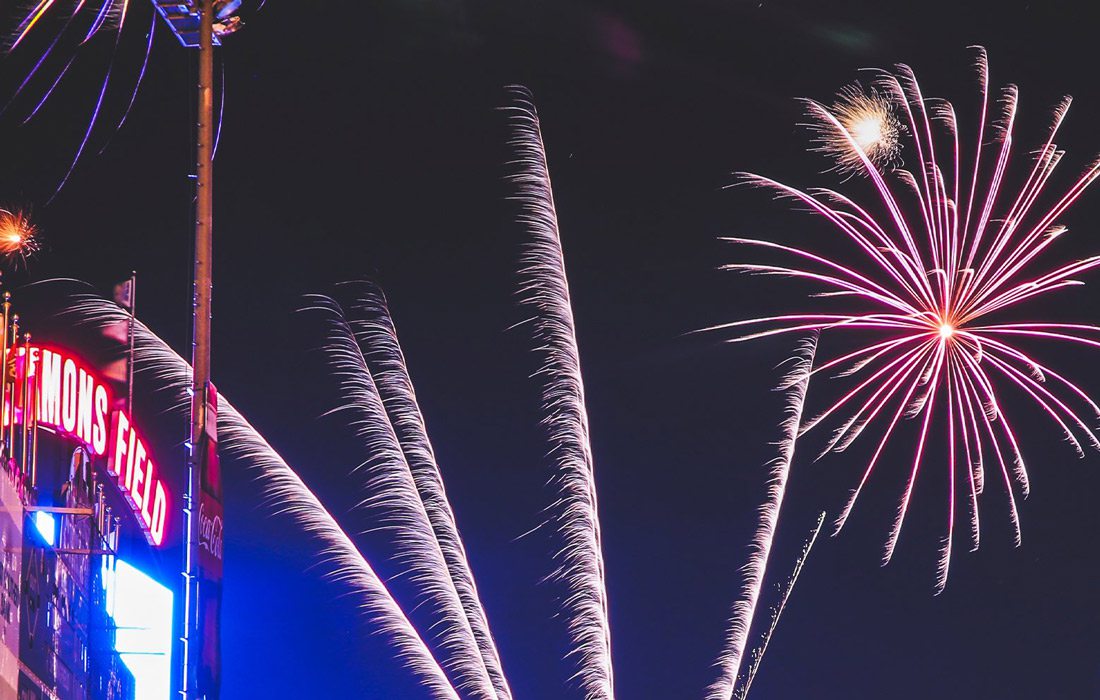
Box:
199;501;224;561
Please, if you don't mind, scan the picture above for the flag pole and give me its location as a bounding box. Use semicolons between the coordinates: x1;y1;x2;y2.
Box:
127;270;136;416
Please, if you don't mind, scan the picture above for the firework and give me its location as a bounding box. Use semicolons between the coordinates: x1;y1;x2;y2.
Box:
808;84;902;176
2;1;234;194
304;293;499;700
217;401;461;700
0;208;38;259
26;83;614;698
505;86;615;700
718;47;1100;592
3;0;147;196
52;0;131;198
57;289;461;700
707;336;817;700
336;281;512;700
738;511;826;700
3;1;141;133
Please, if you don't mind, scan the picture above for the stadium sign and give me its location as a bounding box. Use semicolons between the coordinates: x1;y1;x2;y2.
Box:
17;346;171;546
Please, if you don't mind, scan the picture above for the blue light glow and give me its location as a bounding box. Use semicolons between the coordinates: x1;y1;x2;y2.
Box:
33;511;55;547
110;559;174;700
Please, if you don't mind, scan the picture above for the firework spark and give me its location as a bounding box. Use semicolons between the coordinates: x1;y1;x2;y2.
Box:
808;84;902;176
336;281;513;700
57;289;461;700
505;86;615;700
706;335;817;700
717;47;1100;592
0;208;38;259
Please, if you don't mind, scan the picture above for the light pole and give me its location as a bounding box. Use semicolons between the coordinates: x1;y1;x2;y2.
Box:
151;0;222;696
184;0;214;696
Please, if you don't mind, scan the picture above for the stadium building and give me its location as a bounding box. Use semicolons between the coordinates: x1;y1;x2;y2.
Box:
0;287;201;700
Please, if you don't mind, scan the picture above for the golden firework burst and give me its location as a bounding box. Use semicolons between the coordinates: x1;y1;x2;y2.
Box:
0;209;39;259
810;84;902;176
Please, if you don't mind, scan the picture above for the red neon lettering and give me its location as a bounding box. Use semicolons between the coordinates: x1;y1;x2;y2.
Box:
76;368;94;445
140;458;155;529
130;444;145;513
108;412;130;480
61;358;78;433
151;482;168;546
92;385;108;456
26;346;170;547
38;350;62;427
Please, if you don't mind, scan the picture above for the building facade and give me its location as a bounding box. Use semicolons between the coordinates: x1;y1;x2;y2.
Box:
0;296;179;700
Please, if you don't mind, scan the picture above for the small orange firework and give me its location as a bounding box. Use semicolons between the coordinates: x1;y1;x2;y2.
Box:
0;209;39;259
808;84;902;176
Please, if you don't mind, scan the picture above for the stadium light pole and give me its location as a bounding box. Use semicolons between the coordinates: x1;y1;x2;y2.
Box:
186;0;214;696
150;0;217;697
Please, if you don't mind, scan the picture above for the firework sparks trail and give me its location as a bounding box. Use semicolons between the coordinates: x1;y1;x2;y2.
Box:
335;281;513;700
715;47;1100;592
4;0;130;113
3;0;248;192
219;409;461;700
21;52;78;121
304;295;498;700
57;290;461;700
8;0;62;51
4;0;140;195
84;0;120;42
1;0;88;115
211;58;225;158
808;85;901;177
737;511;827;700
0;208;38;260
107;9;156;139
504;86;615;700
50;0;130;201
6;0;134;54
706;335;817;700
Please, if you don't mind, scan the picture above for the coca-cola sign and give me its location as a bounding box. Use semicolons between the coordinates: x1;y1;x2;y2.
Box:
199;499;224;562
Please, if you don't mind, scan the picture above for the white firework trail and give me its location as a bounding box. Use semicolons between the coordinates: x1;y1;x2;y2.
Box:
336;281;513;700
504;86;615;700
55;289;460;700
706;334;817;700
736;511;826;700
217;408;461;700
304;294;498;700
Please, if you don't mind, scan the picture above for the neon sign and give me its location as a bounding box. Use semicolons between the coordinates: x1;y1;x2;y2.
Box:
32;347;111;455
107;411;169;547
16;346;171;546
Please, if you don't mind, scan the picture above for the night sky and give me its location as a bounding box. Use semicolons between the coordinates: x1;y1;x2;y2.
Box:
2;1;1100;698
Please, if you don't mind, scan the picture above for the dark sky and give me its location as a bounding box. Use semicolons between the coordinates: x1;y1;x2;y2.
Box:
2;1;1100;698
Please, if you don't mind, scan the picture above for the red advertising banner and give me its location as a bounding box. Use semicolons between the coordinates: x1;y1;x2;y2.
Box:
197;382;223;698
198;383;223;579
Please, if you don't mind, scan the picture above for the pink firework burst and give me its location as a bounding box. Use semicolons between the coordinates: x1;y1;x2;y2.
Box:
718;47;1100;592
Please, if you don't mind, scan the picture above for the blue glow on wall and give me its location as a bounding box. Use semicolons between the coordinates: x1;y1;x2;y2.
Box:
108;559;174;700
